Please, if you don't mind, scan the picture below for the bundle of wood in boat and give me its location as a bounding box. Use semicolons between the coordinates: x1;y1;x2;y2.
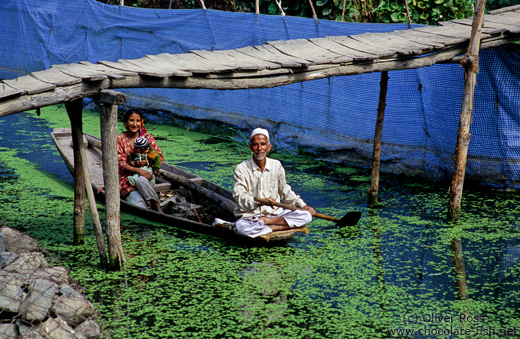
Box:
158;189;215;224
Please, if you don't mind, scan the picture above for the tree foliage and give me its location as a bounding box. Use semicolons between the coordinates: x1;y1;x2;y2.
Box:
97;0;520;25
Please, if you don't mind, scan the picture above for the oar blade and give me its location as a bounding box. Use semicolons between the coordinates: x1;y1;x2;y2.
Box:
337;211;362;227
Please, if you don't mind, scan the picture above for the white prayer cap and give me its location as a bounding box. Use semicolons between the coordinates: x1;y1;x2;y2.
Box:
250;128;270;142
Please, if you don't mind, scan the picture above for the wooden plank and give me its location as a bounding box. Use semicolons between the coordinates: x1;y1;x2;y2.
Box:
3;75;56;95
309;37;377;62
148;53;236;73
0;82;26;99
414;24;490;41
78;61;130;80
172;53;239;73
220;50;282;70
190;49;263;71
444;18;508;35
266;39;352;64
98;60;170;78
485;14;520;34
327;36;396;58
390;30;448;49
260;44;315;66
52;63;108;81
32;67;82;86
349;32;434;56
124;57;192;77
235;45;304;68
489;5;520;14
481;20;520;34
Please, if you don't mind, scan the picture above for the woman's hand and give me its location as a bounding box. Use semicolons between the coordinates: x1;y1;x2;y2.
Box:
138;168;153;181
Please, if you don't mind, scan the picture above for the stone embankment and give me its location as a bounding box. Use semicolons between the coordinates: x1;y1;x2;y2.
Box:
0;226;102;338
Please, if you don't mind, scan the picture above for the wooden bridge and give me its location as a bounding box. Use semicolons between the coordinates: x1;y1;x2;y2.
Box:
0;5;519;117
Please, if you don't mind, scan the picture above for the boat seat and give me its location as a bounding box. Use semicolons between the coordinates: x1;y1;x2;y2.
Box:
154;182;171;192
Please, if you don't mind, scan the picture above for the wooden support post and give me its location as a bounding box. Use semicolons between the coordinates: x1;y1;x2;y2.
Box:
98;90;127;271
65;99;86;246
447;0;487;221
367;71;389;203
65;100;108;267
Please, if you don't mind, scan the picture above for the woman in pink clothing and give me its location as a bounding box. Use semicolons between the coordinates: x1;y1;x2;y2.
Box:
117;109;164;213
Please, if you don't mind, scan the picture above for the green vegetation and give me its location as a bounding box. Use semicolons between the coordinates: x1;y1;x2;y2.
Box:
1;105;519;338
97;0;520;25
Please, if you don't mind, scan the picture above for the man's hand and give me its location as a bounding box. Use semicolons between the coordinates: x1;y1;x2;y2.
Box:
302;205;316;216
266;197;277;206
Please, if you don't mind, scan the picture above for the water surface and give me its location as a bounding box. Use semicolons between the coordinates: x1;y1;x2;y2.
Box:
1;107;519;338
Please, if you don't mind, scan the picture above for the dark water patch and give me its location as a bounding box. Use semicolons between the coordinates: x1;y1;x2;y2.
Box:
0;113;74;183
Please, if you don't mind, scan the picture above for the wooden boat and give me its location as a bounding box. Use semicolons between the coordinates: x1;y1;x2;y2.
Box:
51;128;308;243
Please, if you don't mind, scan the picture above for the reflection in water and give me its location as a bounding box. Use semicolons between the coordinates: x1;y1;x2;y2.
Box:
450;237;468;300
368;207;389;332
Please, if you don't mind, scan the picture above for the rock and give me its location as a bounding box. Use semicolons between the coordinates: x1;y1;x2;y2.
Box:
3;252;46;277
0;274;24;313
0;226;39;253
20;279;57;322
0;252;18;268
52;291;95;327
59;284;76;297
31;266;69;285
74;320;102;339
42;317;78;339
0;323;19;338
17;320;47;339
0;227;101;337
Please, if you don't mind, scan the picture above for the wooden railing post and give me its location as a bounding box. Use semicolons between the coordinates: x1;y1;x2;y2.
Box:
98;90;127;271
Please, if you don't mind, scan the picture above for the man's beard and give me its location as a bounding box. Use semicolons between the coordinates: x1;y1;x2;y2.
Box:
253;153;266;161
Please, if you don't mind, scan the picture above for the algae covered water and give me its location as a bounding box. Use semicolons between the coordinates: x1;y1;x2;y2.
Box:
1;106;520;338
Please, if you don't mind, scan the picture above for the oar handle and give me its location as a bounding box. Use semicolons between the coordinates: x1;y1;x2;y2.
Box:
254;197;340;222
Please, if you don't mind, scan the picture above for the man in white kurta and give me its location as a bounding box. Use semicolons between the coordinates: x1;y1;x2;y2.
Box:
233;128;316;238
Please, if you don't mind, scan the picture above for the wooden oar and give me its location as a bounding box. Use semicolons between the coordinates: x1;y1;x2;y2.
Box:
255;198;362;227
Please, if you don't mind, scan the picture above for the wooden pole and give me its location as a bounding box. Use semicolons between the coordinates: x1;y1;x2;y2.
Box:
98;90;127;271
404;0;412;29
65;100;108;267
255;0;259;15
274;0;285;16
308;0;319;24
65;99;86;246
367;70;389;203
447;0;487;221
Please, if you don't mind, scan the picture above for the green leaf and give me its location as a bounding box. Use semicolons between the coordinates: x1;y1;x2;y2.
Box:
322;7;332;15
390;12;401;22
